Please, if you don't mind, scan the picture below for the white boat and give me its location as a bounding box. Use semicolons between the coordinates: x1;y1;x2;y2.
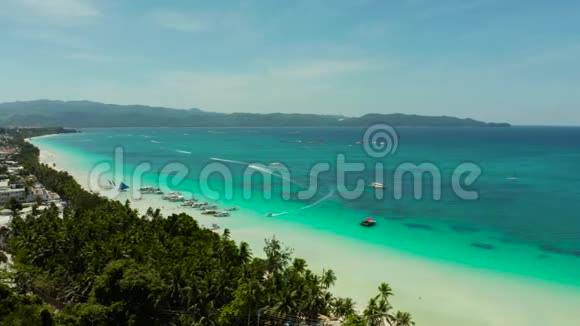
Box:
162;191;183;200
181;199;197;206
370;182;385;189
214;211;230;217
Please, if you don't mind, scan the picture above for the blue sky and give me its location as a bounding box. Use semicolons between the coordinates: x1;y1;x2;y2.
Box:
0;0;579;125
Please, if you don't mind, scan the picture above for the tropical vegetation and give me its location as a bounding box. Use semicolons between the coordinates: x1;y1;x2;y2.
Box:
0;129;415;325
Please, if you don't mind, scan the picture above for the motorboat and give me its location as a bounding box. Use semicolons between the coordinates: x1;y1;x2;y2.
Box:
369;182;385;189
360;217;376;227
225;206;239;211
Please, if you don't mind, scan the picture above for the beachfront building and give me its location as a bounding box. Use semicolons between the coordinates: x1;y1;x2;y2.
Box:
0;187;26;206
25;185;61;203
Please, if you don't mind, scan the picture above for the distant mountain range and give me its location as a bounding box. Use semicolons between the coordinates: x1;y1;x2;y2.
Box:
0;100;510;128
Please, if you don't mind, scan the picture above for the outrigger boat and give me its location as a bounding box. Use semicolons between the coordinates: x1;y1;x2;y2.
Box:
162;192;183;200
360;217;376;227
201;209;218;215
139;186;162;194
181;199;198;206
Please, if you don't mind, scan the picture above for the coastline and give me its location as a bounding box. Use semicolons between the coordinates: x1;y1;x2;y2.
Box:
28;135;580;326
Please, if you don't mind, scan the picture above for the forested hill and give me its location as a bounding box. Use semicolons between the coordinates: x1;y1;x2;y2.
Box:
0;100;510;128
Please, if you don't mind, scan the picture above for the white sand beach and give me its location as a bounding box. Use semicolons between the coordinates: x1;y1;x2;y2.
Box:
31;139;580;326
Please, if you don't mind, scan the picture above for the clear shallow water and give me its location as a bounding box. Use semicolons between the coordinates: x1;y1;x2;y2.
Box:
32;127;580;287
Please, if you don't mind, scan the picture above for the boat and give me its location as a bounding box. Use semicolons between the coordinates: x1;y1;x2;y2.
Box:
225;206;239;211
201;209;218;215
168;195;185;202
162;192;182;200
214;211;230;217
102;180;114;190
119;182;130;192
265;212;273;217
204;204;218;210
181;199;197;206
369;182;385;189
139;186;162;194
209;223;220;231
360;217;376;227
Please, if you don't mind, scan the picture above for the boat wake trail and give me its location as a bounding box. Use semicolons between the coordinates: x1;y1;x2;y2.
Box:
150;140;161;144
176;150;192;154
297;191;335;211
210;157;249;165
268;191;335;217
268;212;289;217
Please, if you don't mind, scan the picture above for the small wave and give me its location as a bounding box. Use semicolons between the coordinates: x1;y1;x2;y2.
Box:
176;150;192;154
150;140;161;144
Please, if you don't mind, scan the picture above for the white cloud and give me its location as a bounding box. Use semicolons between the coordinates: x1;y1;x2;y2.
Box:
67;52;119;63
147;9;210;33
20;0;98;17
267;60;372;79
61;59;378;113
1;0;99;25
13;29;91;49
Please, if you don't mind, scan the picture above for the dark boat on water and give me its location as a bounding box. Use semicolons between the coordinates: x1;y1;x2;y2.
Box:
360;217;376;227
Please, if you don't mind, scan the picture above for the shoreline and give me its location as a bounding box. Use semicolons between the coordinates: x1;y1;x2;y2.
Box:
29;135;580;326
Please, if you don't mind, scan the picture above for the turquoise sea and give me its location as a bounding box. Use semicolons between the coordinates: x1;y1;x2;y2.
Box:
31;127;580;289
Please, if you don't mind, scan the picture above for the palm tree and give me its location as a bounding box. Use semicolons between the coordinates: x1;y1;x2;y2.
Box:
378;283;394;303
332;297;356;320
320;269;336;289
377;298;394;326
392;311;415;326
363;297;382;326
238;242;252;265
